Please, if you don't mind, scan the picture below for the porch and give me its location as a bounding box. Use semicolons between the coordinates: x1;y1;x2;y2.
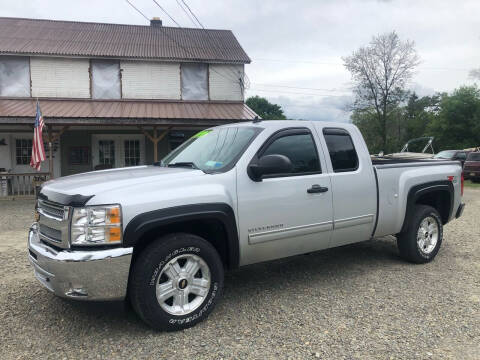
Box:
0;98;258;198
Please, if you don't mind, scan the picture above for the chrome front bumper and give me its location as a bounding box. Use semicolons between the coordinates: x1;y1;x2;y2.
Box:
28;223;133;301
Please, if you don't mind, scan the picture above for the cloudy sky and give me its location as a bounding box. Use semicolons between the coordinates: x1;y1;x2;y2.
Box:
1;0;478;121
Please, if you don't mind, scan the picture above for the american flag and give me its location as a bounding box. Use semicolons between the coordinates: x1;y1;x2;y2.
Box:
30;102;46;171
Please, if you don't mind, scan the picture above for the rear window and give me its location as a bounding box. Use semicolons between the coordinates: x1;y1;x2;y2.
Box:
467;152;480;161
323;128;359;172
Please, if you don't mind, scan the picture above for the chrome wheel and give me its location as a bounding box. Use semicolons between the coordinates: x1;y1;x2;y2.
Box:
417;216;439;255
156;254;211;316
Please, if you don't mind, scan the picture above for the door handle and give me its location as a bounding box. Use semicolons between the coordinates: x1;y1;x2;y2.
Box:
307;184;329;194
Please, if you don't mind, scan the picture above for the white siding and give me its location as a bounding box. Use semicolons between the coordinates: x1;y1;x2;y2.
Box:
121;61;180;99
31;57;90;98
209;64;244;101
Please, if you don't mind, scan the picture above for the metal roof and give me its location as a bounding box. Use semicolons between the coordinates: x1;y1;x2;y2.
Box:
0;17;251;64
0;99;258;126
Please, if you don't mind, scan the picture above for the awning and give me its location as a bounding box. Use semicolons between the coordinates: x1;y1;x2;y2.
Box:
0;98;258;126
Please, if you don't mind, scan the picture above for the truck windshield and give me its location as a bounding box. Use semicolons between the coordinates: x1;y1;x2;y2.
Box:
161;127;261;173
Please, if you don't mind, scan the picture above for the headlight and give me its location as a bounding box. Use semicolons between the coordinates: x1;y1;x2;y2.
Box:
71;205;122;246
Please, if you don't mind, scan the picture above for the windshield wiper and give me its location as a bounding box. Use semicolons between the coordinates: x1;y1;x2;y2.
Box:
167;162;200;170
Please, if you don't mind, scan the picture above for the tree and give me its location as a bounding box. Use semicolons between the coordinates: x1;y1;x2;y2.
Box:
427;86;480;150
352;92;440;154
343;31;420;152
403;92;440;141
469;68;480;80
246;96;287;120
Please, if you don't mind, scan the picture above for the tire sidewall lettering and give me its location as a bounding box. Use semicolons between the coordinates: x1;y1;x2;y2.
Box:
149;247;200;286
168;282;219;325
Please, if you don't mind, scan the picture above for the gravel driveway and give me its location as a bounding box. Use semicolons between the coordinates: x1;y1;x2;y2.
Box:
0;190;479;359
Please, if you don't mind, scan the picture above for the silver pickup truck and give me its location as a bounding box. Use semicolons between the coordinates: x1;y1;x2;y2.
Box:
28;120;465;331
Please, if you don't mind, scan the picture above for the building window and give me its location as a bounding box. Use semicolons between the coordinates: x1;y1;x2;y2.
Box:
16;139;32;165
0;56;30;97
98;140;115;166
69;147;89;165
91;60;121;99
181;63;208;100
124;140;140;166
323;128;359;172
169;132;186;151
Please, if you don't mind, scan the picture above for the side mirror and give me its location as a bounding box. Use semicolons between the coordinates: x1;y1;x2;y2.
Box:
248;154;293;181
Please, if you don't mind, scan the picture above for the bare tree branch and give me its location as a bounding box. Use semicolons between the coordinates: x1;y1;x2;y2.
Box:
343;31;420;151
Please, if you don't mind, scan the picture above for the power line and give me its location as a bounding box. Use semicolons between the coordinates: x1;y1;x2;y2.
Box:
152;0;181;27
253;57;471;71
125;0;150;21
253;83;351;92
175;0;197;27
177;0;245;84
150;0;241;84
125;0;242;86
249;88;352;98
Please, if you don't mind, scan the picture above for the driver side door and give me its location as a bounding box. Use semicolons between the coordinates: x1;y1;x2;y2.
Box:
236;127;333;266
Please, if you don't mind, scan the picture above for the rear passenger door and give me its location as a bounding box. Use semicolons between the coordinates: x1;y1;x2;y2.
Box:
316;126;377;247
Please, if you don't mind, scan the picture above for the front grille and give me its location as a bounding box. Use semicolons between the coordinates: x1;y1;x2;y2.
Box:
39;223;62;243
38;199;65;220
37;199;70;249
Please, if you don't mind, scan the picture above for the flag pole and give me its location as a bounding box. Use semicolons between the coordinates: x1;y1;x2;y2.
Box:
48;124;53;179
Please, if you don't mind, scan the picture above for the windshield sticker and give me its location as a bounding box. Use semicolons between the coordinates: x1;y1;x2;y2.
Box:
205;160;223;168
193;130;211;138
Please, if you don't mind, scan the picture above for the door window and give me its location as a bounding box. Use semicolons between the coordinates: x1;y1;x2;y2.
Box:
98;140;115;166
261;132;321;175
323;129;359;172
124;140;140;166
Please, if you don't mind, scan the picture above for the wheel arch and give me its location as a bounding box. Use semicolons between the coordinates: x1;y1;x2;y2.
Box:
123;203;239;270
400;180;453;233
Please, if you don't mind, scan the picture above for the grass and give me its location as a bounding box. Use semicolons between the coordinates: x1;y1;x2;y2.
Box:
464;180;480;188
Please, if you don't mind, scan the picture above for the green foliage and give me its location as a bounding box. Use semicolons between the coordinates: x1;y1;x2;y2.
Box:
353;86;480;154
246;96;286;120
427;86;480;150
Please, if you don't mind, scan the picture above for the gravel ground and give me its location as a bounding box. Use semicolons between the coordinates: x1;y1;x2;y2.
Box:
0;190;479;360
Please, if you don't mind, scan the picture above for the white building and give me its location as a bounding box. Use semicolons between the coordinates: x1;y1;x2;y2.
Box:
0;17;256;196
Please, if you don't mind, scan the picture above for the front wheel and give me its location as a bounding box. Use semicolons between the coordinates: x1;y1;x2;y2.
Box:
397;205;443;263
129;233;224;331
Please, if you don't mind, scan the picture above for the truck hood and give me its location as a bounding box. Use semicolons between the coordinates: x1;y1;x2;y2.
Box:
41;166;204;202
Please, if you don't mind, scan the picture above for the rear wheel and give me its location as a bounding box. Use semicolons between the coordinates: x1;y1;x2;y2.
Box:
397;205;443;263
130;233;224;331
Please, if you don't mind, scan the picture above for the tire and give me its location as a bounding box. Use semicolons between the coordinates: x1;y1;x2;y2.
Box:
129;233;224;331
397;205;443;264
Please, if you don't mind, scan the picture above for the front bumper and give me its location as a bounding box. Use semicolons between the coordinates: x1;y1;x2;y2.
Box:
28;223;133;301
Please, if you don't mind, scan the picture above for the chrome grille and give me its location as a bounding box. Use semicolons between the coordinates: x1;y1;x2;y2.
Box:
37;199;71;249
38;199;65;220
39;223;62;243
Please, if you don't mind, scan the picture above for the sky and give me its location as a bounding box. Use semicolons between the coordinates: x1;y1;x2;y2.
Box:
1;0;479;122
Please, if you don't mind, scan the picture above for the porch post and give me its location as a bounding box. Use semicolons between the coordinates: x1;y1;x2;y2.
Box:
43;125;69;179
139;126;172;164
153;126;158;163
